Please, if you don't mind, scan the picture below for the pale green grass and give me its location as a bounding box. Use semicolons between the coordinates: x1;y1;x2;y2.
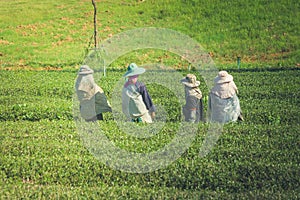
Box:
0;0;299;69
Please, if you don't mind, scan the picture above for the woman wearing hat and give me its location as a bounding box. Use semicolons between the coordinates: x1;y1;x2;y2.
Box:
181;74;204;123
75;65;112;122
209;70;244;123
122;63;156;123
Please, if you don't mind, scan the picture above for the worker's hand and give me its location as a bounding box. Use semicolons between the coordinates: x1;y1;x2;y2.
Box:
150;112;155;119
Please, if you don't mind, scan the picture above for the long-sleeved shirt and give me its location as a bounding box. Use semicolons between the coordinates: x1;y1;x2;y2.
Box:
135;81;156;113
122;81;156;119
75;74;112;120
210;81;238;99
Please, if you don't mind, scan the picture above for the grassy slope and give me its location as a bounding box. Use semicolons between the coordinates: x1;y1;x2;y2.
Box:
0;0;299;69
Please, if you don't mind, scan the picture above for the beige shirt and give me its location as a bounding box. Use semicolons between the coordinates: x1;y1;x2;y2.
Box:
185;87;202;100
75;74;103;100
122;84;148;118
75;74;111;119
210;81;238;99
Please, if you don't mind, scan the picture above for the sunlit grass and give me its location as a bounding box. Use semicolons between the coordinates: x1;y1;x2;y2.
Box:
0;0;299;69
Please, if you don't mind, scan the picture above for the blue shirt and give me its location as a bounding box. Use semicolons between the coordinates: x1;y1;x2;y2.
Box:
135;81;156;113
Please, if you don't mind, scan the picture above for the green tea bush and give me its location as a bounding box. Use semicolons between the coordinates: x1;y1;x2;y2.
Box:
1;121;299;199
0;69;299;198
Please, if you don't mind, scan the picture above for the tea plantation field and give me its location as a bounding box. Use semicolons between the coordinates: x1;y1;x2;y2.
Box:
0;0;299;198
0;68;299;199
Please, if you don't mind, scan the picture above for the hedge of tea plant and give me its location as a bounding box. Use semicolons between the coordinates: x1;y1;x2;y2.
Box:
1;69;299;123
0;68;299;199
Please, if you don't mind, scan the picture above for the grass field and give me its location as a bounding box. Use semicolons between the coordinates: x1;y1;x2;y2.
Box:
0;0;299;199
1;0;299;69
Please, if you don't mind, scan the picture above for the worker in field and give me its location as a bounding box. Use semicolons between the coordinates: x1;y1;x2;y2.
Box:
181;73;204;123
122;63;156;123
75;65;112;122
209;70;244;123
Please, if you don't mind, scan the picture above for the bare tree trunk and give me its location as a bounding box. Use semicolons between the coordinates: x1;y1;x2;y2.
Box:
92;0;97;48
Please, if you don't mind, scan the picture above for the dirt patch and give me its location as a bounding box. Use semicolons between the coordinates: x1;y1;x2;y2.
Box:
1;65;78;71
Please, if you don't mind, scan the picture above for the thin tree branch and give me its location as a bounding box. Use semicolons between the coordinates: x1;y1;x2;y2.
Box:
92;0;97;48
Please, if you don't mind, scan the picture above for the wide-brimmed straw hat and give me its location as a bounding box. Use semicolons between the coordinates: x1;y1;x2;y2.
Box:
123;63;145;77
181;74;200;88
78;65;94;75
214;70;233;84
